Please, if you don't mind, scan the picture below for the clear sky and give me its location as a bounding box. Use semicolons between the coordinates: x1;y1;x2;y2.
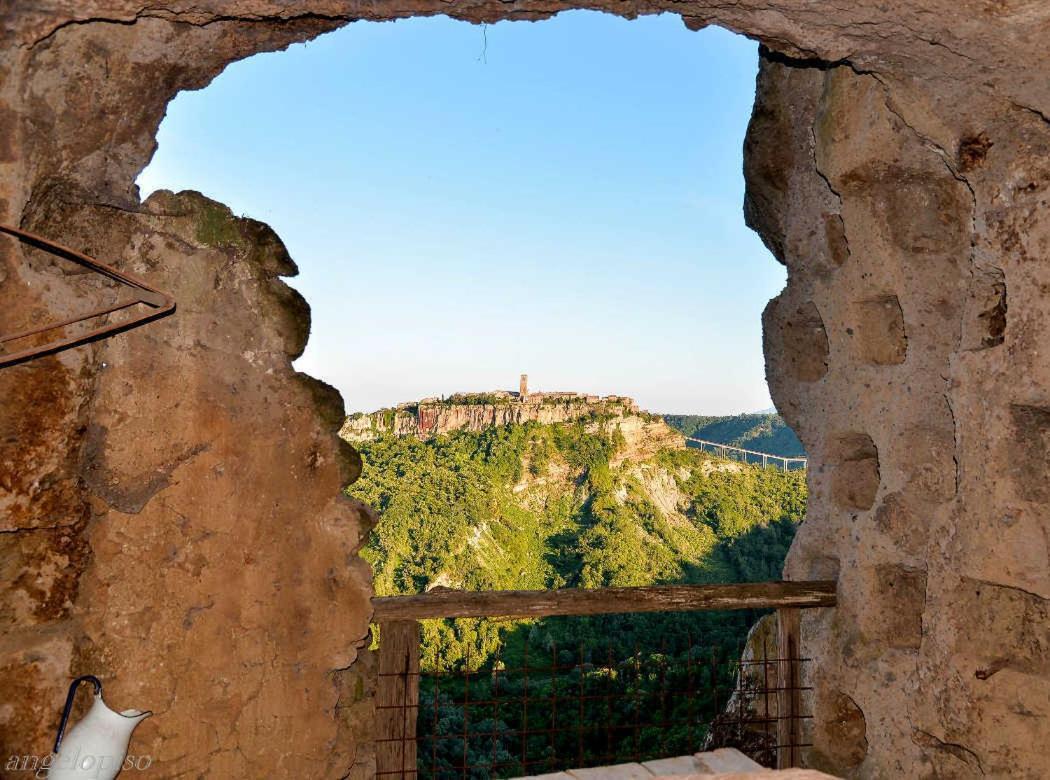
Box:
138;11;783;415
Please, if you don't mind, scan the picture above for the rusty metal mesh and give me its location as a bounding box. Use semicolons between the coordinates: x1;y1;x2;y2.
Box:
376;630;811;779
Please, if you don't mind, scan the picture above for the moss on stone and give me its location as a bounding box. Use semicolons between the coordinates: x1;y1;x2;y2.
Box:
193;197;244;249
241;216;298;277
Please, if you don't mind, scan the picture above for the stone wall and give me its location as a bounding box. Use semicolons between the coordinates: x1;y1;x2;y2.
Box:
753;52;1050;777
1;2;1048;777
1;184;377;775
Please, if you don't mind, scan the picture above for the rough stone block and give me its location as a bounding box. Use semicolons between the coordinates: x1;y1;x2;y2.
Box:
777;301;830;383
1009;404;1050;503
872;492;926;558
814;690;867;769
853;295;906;365
898;424;958;503
956;577;1049;678
829;433;880;511
870;564;927;649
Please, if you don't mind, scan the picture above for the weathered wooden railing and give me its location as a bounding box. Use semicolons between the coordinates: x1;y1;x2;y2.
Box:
371;580;835;778
684;437;808;471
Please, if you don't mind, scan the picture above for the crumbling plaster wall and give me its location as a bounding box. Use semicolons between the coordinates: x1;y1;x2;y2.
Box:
1;2;1048;778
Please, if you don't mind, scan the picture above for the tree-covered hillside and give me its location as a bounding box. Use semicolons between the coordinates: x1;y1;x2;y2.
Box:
349;416;805;668
663;413;805;458
347;416;807;774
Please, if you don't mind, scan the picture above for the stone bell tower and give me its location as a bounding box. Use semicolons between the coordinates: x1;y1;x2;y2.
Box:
519;373;528;400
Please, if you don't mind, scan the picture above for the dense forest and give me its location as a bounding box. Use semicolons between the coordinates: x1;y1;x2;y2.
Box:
663;412;805;458
348;415;807;776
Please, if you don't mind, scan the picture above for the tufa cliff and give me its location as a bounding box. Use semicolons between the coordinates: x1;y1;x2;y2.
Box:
341;383;643;441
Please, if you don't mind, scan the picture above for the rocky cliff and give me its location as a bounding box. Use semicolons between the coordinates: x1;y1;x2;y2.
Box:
341;393;643;441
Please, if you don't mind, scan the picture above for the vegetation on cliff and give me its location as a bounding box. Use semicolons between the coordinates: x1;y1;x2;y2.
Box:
353;419;805;623
663;412;805;458
348;416;806;772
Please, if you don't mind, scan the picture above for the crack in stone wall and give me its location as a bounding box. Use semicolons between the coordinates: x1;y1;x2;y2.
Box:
2;2;1050;777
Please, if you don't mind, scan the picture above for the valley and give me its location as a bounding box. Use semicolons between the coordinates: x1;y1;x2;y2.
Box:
343;400;807;772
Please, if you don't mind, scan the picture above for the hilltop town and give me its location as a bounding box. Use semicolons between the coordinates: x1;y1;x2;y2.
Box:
340;374;645;441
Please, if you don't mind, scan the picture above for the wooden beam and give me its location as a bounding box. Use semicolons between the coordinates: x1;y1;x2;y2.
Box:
376;620;420;778
371;580;836;622
776;607;802;769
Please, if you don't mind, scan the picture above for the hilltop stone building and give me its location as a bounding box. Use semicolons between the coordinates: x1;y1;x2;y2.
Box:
341;376;642;439
2;3;1049;778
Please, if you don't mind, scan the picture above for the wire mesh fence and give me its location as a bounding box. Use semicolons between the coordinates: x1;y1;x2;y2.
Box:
375;627;811;779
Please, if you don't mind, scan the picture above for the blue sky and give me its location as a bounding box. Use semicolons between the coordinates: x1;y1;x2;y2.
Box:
138;11;783;415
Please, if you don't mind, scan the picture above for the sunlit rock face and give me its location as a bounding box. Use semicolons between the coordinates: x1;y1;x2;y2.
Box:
341;395;642;440
2;2;1050;777
752;51;1050;778
0;185;376;776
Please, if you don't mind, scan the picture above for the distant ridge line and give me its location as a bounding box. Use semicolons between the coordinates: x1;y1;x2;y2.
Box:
684;436;808;470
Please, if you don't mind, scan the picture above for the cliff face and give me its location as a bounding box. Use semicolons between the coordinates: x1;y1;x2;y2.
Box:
353;416;798;607
341;395;642;441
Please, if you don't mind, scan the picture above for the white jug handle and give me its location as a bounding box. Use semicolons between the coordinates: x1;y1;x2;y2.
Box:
54;675;103;754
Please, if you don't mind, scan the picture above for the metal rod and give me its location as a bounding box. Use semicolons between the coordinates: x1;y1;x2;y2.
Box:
0;298;142;344
0;222;175;367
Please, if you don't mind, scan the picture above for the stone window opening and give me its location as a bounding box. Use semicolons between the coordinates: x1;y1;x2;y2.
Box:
3;3;1044;779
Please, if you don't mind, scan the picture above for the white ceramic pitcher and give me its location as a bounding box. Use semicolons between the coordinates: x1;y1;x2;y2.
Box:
49;676;150;780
